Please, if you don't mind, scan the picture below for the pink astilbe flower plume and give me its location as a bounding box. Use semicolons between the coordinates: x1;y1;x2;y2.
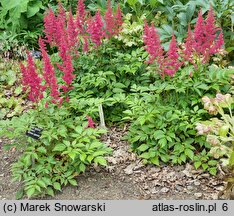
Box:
205;6;216;45
194;9;205;53
58;1;66;28
143;21;164;64
20;52;45;103
43;8;57;44
87;10;105;47
181;24;197;69
76;0;87;34
214;30;224;51
114;4;123;33
105;0;115;38
163;34;181;77
179;6;225;67
39;38;61;102
67;9;79;51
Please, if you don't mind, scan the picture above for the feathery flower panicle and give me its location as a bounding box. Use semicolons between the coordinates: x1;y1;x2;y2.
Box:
163;34;181;77
76;0;86;34
59;52;75;92
181;6;224;65
39;38;60;102
204;6;216;47
114;4;123;33
143;21;164;64
43;8;57;44
67;9;79;50
20;51;44;102
184;24;194;57
182;24;198;69
214;30;224;52
87;11;105;47
83;35;90;52
194;9;205;54
58;2;66;28
105;0;115;38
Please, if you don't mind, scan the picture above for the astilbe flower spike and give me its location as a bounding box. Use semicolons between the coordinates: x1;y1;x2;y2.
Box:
105;0;115;38
194;8;205;54
204;6;216;48
58;1;66;29
213;31;224;52
114;4;123;34
181;24;198;69
163;34;181;77
143;21;164;64
43;8;57;44
67;9;79;51
76;0;87;34
39;38;61;102
20;51;44;103
87;10;105;47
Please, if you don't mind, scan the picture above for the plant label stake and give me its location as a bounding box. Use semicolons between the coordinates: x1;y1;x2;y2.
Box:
26;127;43;140
98;103;106;129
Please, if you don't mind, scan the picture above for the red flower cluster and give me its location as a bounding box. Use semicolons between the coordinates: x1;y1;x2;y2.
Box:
20;1;124;105
39;38;61;103
143;6;225;77
105;0;123;38
87;11;105;47
143;21;164;64
143;22;180;77
20;52;45;103
43;0;123;51
86;116;95;128
187;6;224;63
76;0;86;34
163;34;181;77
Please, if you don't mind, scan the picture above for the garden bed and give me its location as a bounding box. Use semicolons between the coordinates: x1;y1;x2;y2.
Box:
0;127;225;200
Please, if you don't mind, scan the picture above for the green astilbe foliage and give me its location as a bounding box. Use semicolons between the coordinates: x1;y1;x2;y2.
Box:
123;65;233;174
71;39;149;123
0;98;112;198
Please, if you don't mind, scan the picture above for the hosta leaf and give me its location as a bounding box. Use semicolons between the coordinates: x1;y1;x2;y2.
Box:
27;1;42;18
87;155;94;163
